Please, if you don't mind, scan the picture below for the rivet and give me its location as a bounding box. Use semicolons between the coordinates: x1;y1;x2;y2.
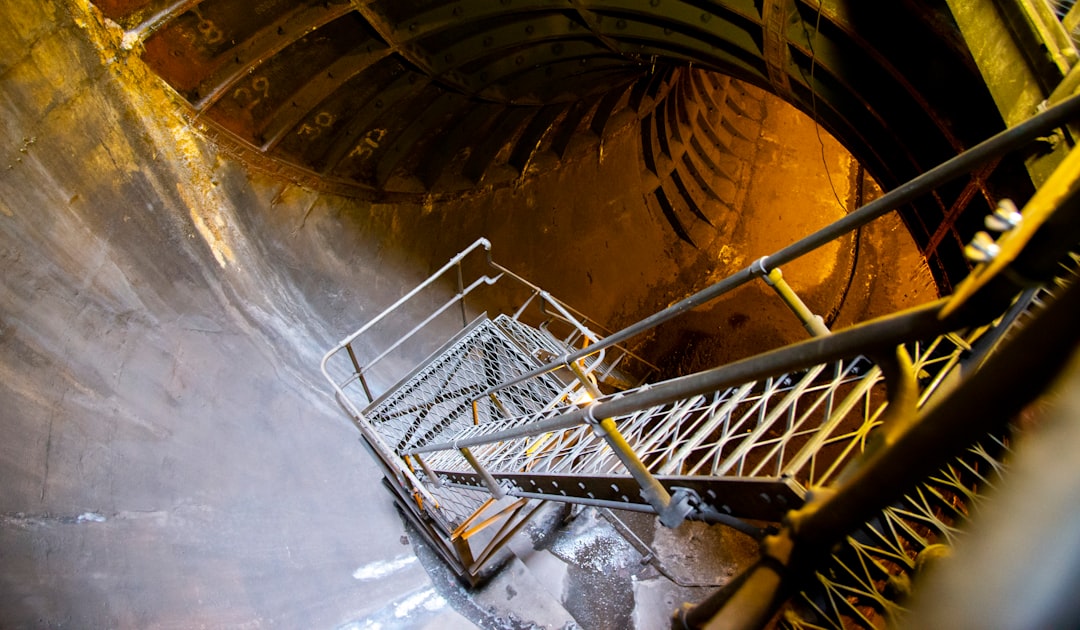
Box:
701;13;712;23
483;36;493;47
552;43;564;55
616;19;627;29
525;25;534;35
515;55;525;65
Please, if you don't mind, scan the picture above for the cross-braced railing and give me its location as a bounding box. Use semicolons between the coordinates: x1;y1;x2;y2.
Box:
407;318;1009;524
321;93;1080;606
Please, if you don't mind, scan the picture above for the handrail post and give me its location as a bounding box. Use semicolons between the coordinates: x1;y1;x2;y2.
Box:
456;260;467;327
345;344;375;403
513;288;540;320
459;446;506;499
754;258;832;338
412;453;443;489
567;362;691;528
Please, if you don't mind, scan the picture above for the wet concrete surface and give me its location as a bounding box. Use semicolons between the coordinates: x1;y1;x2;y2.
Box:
1;2;936;628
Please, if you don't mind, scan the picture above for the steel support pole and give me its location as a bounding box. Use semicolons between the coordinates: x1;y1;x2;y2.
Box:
567;361;687;527
760;265;831;337
412;453;442;488
459;447;505;499
456;261;467;327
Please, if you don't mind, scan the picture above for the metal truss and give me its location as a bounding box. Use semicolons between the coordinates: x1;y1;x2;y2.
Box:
784;438;1010;629
321;94;1080;601
780;251;1080;629
412;323;1005;521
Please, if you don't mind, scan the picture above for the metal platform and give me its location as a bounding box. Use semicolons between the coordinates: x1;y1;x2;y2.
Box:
321;124;1080;626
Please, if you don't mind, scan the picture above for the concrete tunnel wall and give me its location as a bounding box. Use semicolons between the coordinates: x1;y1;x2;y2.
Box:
0;2;485;627
1;1;944;627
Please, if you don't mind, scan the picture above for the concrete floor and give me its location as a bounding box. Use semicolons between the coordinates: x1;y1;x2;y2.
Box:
0;2;934;628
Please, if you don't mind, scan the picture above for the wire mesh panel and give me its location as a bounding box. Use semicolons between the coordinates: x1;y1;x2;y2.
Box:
360;317;574;529
427;483;496;529
364;318;568;455
420;323;1005;503
493;314;569;360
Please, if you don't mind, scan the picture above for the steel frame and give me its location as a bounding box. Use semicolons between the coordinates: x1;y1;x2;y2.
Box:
321;92;1080;611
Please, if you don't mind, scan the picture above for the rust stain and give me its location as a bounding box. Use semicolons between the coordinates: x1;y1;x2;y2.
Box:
73;0;237;269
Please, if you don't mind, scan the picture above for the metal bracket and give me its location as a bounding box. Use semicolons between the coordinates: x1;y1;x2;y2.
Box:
659;486;702;529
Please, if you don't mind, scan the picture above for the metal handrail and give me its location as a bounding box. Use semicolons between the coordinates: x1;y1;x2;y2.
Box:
472;92;1080;398
320;238;495;396
404;300;945;457
322;238;589;399
405;113;1080;461
321;238;655;415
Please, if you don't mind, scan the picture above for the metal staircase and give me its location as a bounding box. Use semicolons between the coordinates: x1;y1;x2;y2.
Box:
321;93;1080;628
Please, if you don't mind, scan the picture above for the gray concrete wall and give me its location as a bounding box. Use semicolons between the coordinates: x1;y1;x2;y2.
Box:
0;2;473;627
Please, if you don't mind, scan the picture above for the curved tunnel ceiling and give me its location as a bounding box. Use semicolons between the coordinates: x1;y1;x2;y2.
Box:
92;0;1035;289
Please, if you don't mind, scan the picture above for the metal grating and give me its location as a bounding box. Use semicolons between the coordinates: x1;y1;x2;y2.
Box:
364;318;568;452
361;317;571;527
493;313;569;361
420;328;987;497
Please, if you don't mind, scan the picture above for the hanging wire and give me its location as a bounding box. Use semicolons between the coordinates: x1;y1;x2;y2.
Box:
800;1;847;212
